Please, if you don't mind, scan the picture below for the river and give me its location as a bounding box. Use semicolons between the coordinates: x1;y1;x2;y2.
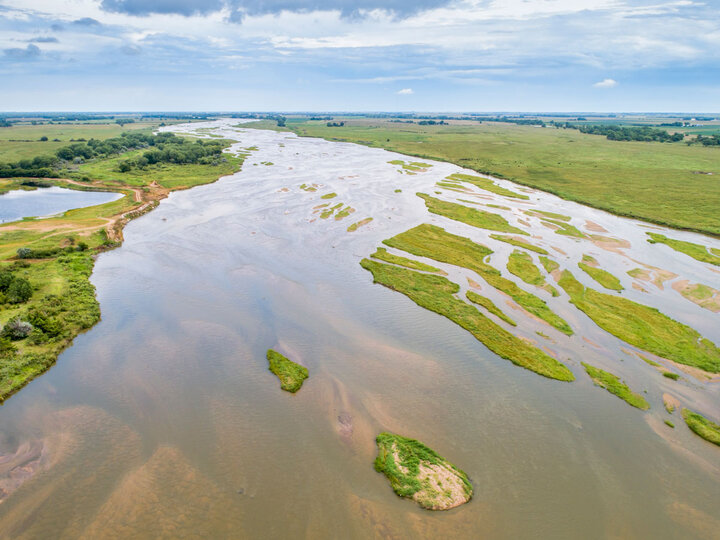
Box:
0;119;717;538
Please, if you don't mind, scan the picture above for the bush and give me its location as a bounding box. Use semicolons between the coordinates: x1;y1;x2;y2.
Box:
1;318;33;340
0;337;16;357
16;248;32;259
6;277;32;303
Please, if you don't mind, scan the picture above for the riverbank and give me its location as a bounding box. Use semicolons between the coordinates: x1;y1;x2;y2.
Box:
0;136;244;401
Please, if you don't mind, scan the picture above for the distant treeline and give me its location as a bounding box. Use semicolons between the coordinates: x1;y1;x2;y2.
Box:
691;134;720;146
0;132;226;178
552;122;684;142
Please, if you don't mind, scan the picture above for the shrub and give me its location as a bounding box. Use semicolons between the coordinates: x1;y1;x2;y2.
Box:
1;318;33;340
16;247;32;259
6;277;32;303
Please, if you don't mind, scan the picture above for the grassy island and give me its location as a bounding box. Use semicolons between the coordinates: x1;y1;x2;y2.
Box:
507;250;559;296
578;255;624;291
558;271;720;373
266;349;309;393
361;258;574;381
647;233;720;266
681;409;720;446
582;362;649;410
490;234;549;255
417;193;527;235
371;247;444;274
445;173;528;200
374;432;473;510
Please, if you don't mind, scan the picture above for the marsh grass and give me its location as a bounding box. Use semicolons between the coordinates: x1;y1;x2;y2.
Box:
490;234;549;255
383;224;573;335
647;233;720;266
446;173;528;200
558;270;720;373
581;362;650;410
371;247;443;274
417;193;527;235
266;349;309;393
681;409;720;446
507;250;559;296
361;258;574;380
465;291;517;326
578;255;624;291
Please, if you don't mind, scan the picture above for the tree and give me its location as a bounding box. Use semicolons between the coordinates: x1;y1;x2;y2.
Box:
1;318;33;340
7;277;32;303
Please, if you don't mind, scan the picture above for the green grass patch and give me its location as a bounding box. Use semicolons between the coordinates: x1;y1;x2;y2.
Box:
371;247;443;274
542;218;587;238
663;371;680;380
266;349;309;393
489;234;548;255
581;362;649;410
466;291;516;326
321;202;344;219
638;354;660;367
374;432;472;510
417;193;527;235
383;224;573;335
664;420;675;428
507;250;559;296
320;192;337;199
647;233;720;266
446;173;529;200
558;270;720;372
347;217;373;232
360;258;574;381
681;409;720;446
578;255;623;291
539;256;560;273
525;209;572;222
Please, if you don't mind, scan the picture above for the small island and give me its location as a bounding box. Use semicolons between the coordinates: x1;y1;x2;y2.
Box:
374;432;473;510
266;349;309;393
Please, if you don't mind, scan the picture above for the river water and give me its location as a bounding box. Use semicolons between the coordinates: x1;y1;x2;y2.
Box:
0;186;121;223
0;119;717;539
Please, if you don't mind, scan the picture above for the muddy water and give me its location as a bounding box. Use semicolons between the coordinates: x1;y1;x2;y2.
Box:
0;119;718;539
0;186;121;223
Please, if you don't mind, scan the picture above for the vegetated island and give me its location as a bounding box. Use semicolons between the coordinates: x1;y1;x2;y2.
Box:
374;432;472;510
582;362;649;410
681;409;720;447
267;349;309;393
0;122;244;402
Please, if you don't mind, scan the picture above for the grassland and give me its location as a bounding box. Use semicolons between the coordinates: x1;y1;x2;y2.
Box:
347;217;372;232
525;209;571;221
581;362;649;410
266;349;309;393
374;432;473;510
489;234;548;255
578;255;624;291
539;256;560;273
383;225;573;335
558;270;720;373
360;258;574;380
681;409;720;446
507;250;559;296
646;233;720;266
0;125;244;401
417;193;527;235
371;247;444;274
278;118;720;237
466;291;516;326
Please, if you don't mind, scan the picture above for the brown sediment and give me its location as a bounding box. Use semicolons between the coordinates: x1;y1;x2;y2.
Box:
278;187;289;192
518;219;531;227
466;278;482;289
584;220;608;233
663;393;680;414
671;280;720;312
621;347;635;357
582;337;601;348
632;282;648;292
542;347;557;357
0;440;48;504
665;358;720;382
551;246;567;255
413;462;470;510
627;262;677;290
667;502;720;539
590;235;631;254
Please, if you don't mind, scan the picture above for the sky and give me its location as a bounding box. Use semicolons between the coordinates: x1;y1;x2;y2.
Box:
0;0;718;112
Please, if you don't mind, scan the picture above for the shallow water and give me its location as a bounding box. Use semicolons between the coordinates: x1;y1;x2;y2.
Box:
0;119;718;539
0;186;121;223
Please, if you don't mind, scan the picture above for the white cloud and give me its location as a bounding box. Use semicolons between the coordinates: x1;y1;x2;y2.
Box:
593;78;618;88
397;88;414;94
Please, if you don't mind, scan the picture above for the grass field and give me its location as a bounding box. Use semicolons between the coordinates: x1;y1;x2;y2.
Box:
582;362;650;410
275;118;720;237
0;121;163;162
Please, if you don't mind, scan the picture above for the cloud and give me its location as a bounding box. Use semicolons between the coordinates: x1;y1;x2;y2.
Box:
3;44;41;60
72;17;102;26
26;36;58;43
397;88;414;94
99;0;453;19
121;44;142;55
593;78;618;88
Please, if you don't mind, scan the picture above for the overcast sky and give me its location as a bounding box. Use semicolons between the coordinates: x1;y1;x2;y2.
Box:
1;0;718;112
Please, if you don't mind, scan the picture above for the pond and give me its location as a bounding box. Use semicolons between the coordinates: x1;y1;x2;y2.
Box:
0;185;122;223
